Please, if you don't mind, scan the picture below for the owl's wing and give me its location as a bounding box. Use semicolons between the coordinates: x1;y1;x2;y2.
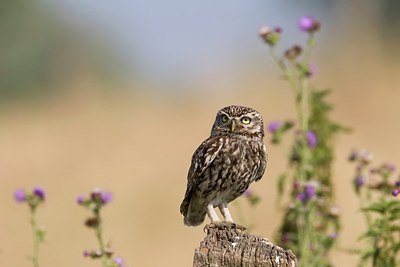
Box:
255;143;268;181
187;136;224;184
180;136;224;216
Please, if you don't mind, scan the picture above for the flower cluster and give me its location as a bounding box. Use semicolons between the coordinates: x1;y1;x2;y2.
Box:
14;186;46;209
349;149;398;195
298;16;320;33
83;250;127;267
259;26;282;46
14;186;47;267
78;188;128;267
349;149;400;266
267;120;294;144
296;183;317;203
261;15;345;267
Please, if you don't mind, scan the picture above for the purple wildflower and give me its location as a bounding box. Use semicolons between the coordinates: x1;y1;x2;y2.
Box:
297;192;305;202
395;181;400;187
14;188;26;203
354;176;365;188
308;63;318;77
76;195;85;205
306;131;318;149
304;184;316;199
243;189;252;197
274;26;282;33
268;121;282;133
114;256;126;267
392;189;400;197
281;233;291;243
100;191;113;204
259;25;281;46
297;184;316;203
298;16;314;31
33;186;45;200
328;232;338;239
298;16;320;33
83;250;90;257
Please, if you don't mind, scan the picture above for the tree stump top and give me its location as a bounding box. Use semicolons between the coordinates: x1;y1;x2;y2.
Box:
193;224;297;267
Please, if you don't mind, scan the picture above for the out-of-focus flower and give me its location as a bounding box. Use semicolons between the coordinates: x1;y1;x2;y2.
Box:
348;150;358;162
281;233;291;243
359;150;373;164
392;189;400;197
354;176;365;188
243;188;260;206
33;187;45;201
297;183;316;203
100;191;113;204
76;195;85;205
395;181;400;187
306;130;318;149
268;121;283;133
308;63;318;77
243;189;252;197
284;45;302;60
114;256;127;267
328;232;338;239
259;25;282;46
83;250;91;257
329;206;341;217
14;188;26;203
298;15;320;33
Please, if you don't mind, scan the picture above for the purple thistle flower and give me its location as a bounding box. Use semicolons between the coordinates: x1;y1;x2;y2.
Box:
298;15;320;33
329;232;338;239
297;184;316;203
83;250;90;257
114;256;126;267
243;189;252;197
392;189;400;197
306;130;318;149
395;181;400;187
274;26;282;33
76;195;85;205
354;176;365;187
304;184;316;199
14;188;26;203
297;192;307;202
268;121;282;133
33;186;45;200
298;16;314;31
281;233;291;243
100;191;113;204
308;63;318;77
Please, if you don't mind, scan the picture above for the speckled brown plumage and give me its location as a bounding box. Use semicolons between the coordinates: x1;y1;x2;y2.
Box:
180;105;267;226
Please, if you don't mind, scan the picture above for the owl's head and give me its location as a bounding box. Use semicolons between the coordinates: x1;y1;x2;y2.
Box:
211;105;264;139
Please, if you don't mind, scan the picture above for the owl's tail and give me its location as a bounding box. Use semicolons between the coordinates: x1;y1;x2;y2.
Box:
180;194;206;226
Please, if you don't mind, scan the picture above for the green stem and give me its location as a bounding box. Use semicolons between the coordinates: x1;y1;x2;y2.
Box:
30;207;40;267
94;210;108;267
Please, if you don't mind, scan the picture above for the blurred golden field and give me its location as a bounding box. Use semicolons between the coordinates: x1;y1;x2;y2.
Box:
1;1;400;266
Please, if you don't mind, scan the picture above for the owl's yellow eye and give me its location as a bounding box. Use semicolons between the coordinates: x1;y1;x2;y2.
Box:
241;117;251;124
221;114;229;122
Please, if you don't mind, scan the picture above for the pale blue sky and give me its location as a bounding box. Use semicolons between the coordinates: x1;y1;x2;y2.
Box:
46;1;340;89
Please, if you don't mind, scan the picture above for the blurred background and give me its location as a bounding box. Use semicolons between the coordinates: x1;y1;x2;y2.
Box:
1;0;400;266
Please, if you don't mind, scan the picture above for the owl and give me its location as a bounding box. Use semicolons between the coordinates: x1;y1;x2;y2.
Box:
180;105;267;226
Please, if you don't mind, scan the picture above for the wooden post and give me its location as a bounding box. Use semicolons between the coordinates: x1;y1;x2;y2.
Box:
193;224;297;267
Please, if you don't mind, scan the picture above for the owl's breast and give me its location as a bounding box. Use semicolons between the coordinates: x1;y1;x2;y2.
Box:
199;137;265;206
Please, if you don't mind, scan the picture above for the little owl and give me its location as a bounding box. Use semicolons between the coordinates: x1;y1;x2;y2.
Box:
180;105;267;226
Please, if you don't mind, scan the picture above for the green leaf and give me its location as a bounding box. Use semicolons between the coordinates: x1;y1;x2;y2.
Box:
277;173;287;196
363;202;387;214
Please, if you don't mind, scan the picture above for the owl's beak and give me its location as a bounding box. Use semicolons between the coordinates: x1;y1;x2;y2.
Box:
230;120;236;133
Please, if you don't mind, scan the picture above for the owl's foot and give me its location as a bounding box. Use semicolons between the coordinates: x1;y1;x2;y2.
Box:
204;221;247;233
